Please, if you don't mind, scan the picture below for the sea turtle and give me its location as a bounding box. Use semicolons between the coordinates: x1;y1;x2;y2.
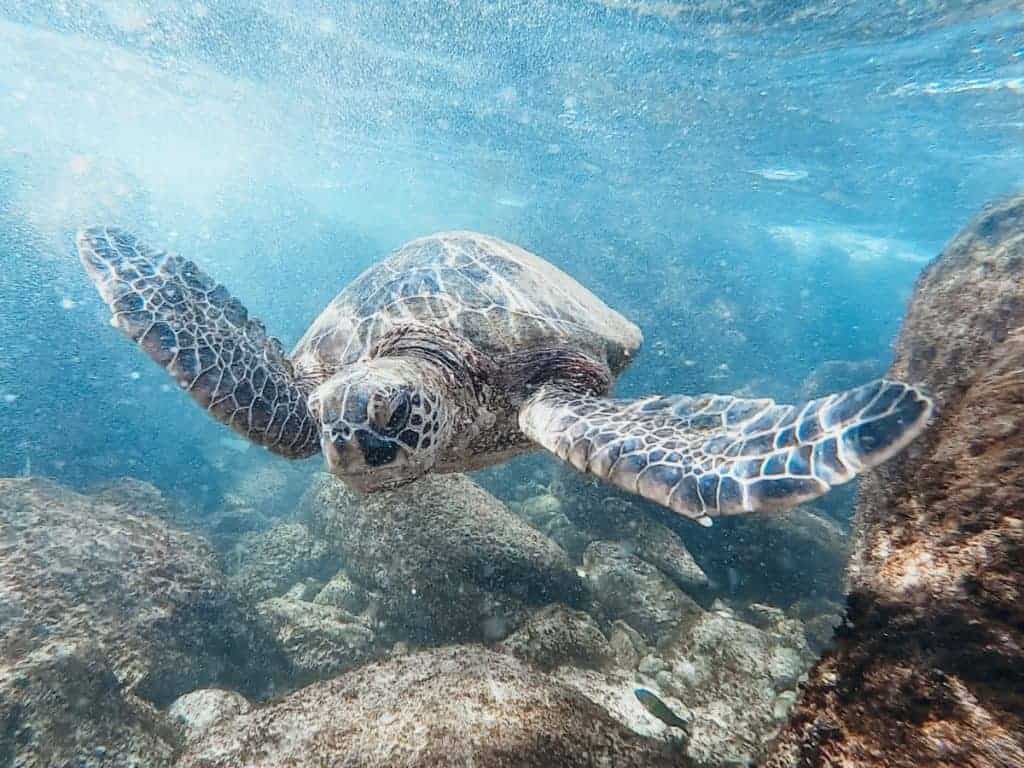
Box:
76;228;933;526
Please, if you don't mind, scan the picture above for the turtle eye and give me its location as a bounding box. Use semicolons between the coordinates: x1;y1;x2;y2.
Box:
368;390;411;434
384;391;411;433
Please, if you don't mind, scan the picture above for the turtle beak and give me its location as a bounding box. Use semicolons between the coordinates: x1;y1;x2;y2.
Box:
320;426;411;492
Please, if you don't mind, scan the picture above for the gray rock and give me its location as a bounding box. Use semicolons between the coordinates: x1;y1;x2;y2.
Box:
638;653;669;677
658;610;812;766
595;498;710;591
583;541;704;644
692;506;849;606
313;569;380;617
89;476;190;527
302;473;583;643
0;478;284;707
608;620;649;670
499;603;613;671
168;689;251;745
255;597;380;685
177;646;679;768
551;666;691;743
226;521;341;604
517;492;590;556
282;578;325;602
802;611;843;654
0;639;177;767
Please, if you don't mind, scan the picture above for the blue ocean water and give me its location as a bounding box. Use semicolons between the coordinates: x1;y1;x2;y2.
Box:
0;0;1021;513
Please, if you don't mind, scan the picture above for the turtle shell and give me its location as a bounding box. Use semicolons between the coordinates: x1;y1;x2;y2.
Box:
291;231;643;377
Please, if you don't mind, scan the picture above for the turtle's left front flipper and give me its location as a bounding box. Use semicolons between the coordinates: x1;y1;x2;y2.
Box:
519;379;933;526
77;227;321;458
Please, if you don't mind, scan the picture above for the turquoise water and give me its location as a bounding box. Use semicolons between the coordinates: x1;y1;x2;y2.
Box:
1;1;1022;510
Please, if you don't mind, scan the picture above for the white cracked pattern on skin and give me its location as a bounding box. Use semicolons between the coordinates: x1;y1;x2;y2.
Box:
520;379;934;525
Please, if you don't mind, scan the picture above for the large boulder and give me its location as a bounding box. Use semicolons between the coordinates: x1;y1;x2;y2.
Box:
682;505;850;607
168;688;252;747
583;540;704;645
767;196;1024;766
226;521;341;603
0;639;177;768
656;606;812;767
177;646;680;768
0;478;284;707
255;597;380;685
499;603;614;671
521;486;710;592
302;473;585;643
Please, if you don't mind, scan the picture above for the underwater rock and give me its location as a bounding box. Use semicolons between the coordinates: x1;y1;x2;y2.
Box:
226;520;341;604
767;196;1024;767
551;666;692;743
0;639;178;767
583;540;704;644
90;476;191;527
608;620;650;670
517;491;591;556
659;610;812;767
800;611;844;655
554;490;710;592
177;646;679;768
303;472;584;643
0;477;286;707
168;689;251;746
499;603;614;671
684;505;849;606
255;597;380;685
313;568;381;616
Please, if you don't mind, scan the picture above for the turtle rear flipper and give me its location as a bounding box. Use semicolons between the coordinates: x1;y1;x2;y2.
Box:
519;379;933;525
77;227;321;458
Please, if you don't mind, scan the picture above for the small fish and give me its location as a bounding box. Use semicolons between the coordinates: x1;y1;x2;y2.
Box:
634;687;690;731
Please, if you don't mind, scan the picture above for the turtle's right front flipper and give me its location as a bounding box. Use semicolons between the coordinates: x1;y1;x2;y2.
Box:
77;227;321;458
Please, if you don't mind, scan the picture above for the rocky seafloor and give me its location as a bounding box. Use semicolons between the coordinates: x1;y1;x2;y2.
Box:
3;195;1023;768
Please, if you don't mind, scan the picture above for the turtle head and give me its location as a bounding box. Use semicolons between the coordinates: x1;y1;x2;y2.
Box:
310;359;449;492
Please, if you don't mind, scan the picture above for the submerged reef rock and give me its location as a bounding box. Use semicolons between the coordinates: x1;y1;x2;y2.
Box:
255;596;380;685
768;196;1024;767
168;688;252;746
303;473;584;643
226;520;341;603
520;485;709;591
177;645;678;768
313;568;381;617
0;639;177;768
90;476;192;527
682;504;850;607
583;540;704;644
0;478;284;708
656;605;813;767
499;603;614;671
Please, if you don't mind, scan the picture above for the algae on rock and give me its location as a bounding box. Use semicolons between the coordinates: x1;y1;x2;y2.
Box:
302;472;584;643
177;646;680;768
767;195;1024;767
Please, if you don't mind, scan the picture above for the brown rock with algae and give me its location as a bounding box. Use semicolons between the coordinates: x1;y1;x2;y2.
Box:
767;196;1024;767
